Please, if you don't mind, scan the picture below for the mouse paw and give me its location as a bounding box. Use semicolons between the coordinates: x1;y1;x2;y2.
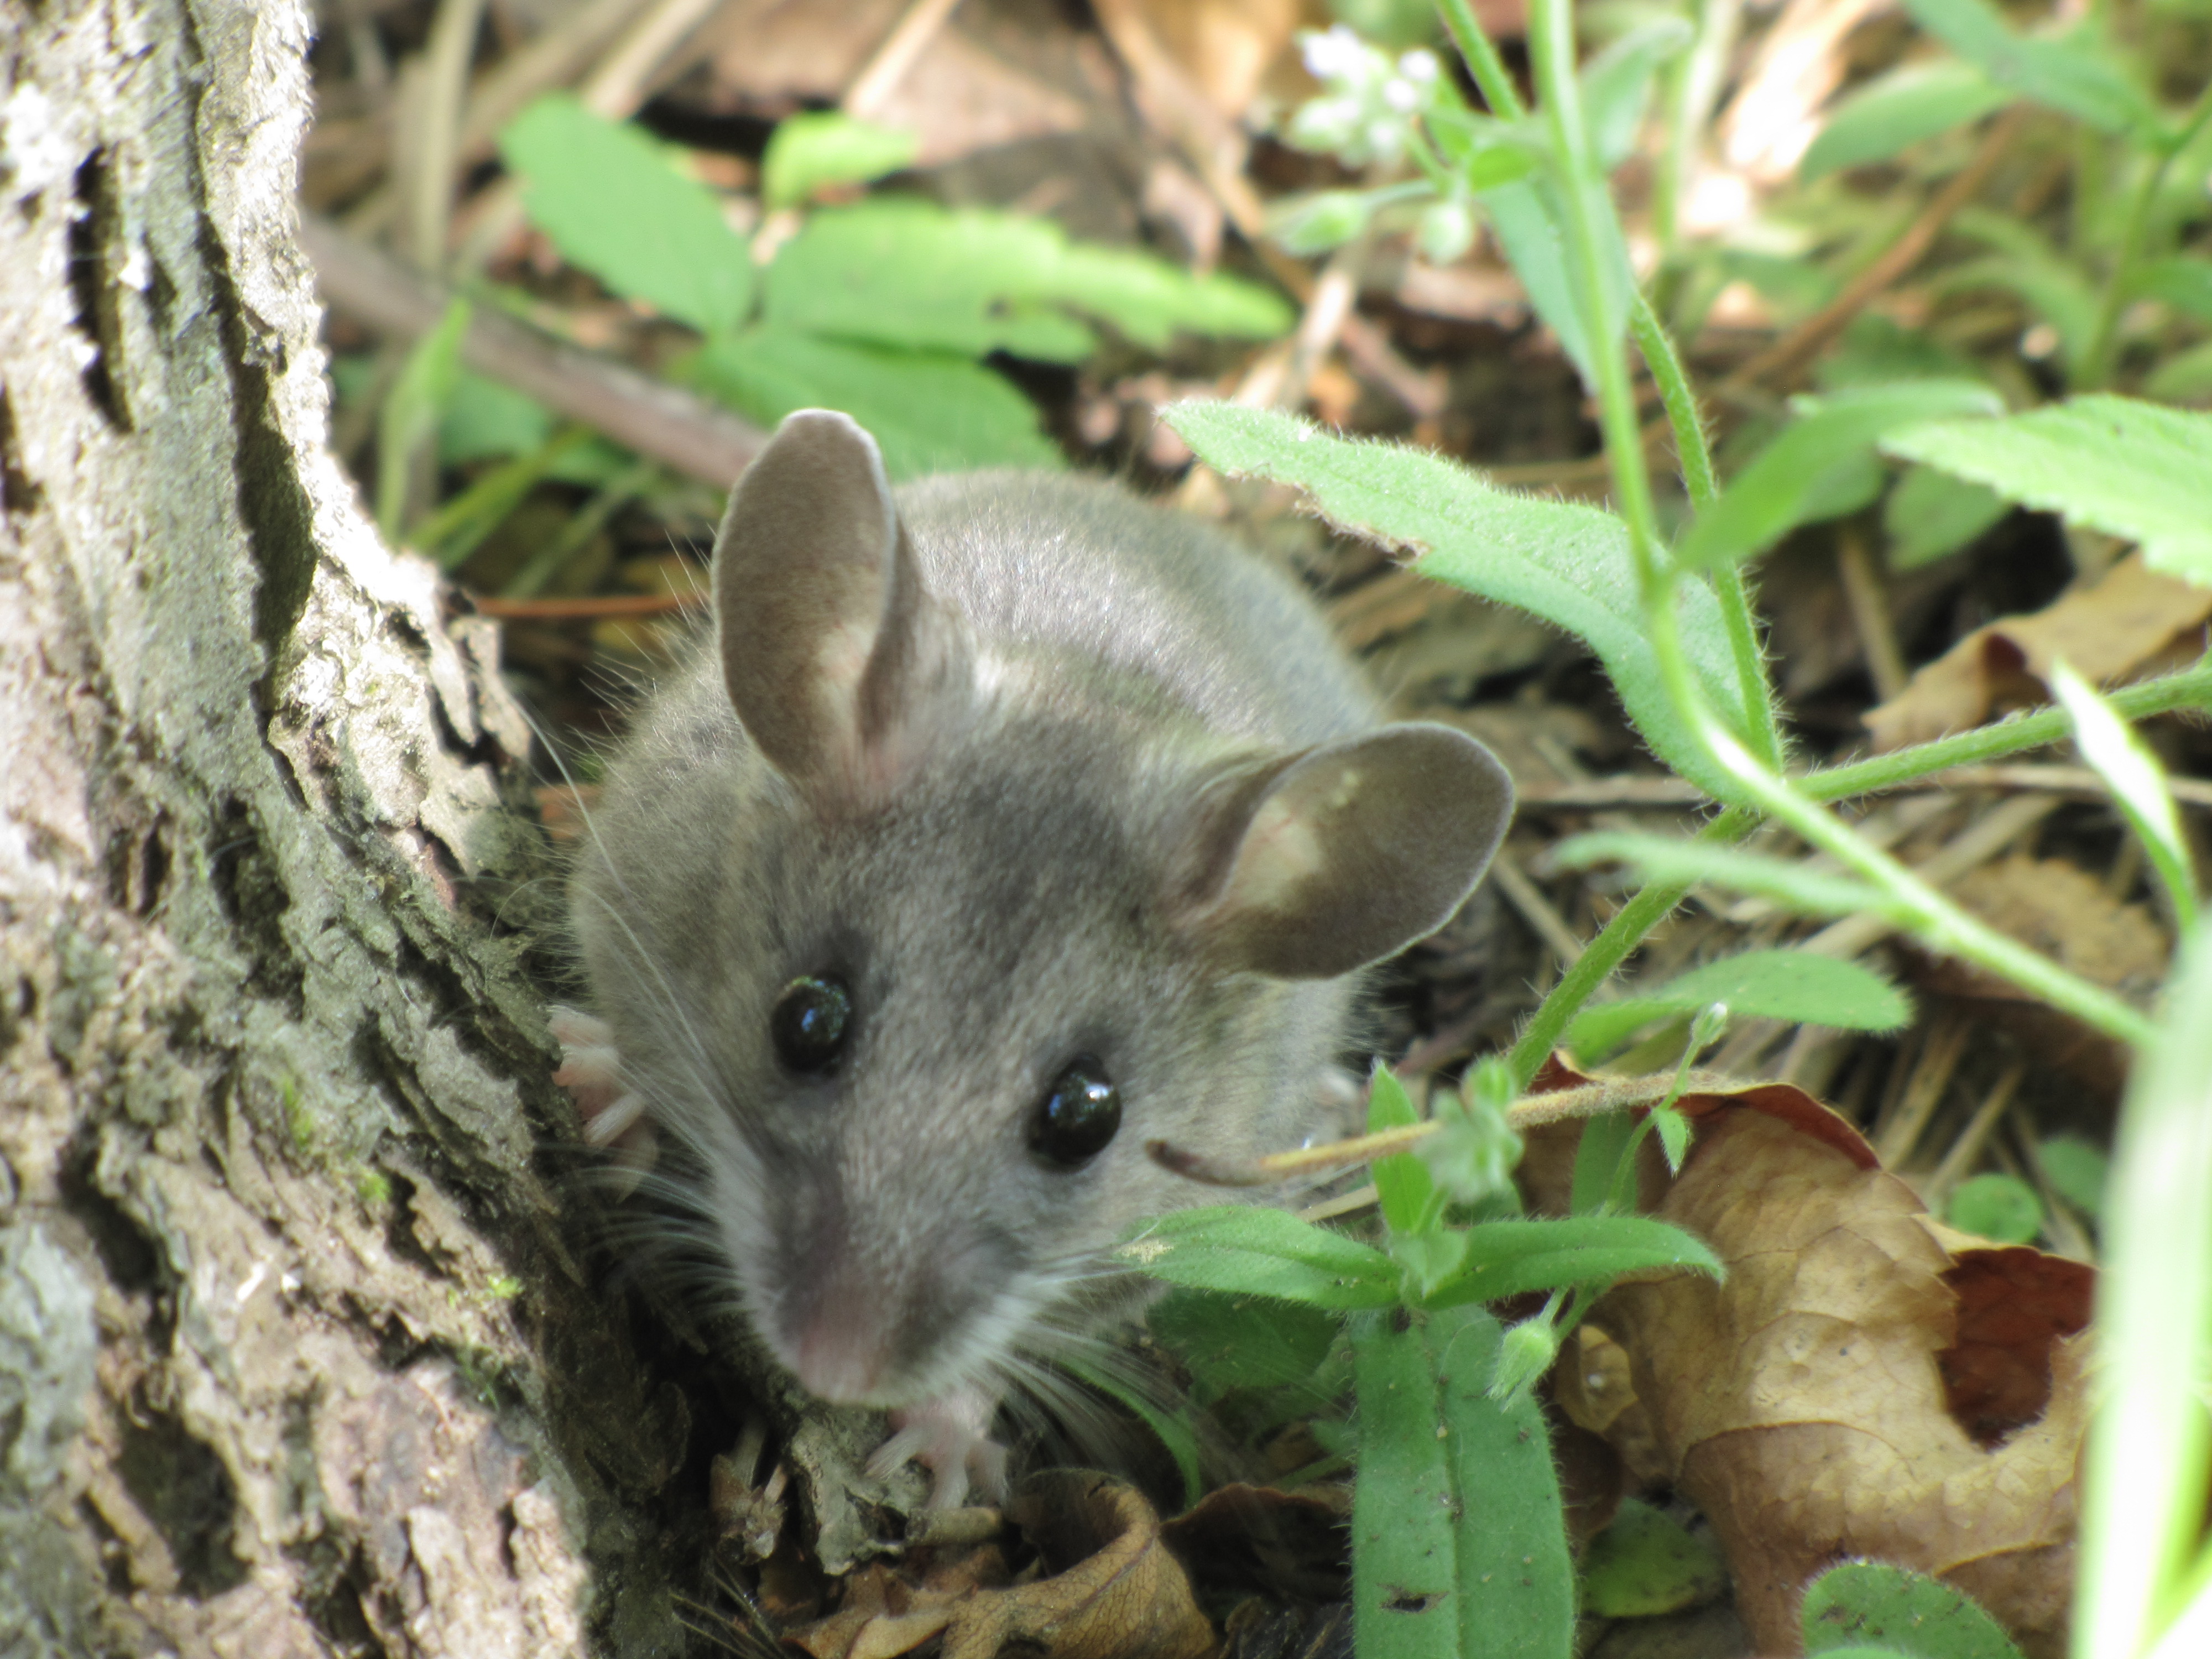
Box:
549;1005;657;1172
867;1386;1008;1510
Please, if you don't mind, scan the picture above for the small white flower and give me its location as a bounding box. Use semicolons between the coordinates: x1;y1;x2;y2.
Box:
1400;49;1439;82
1383;76;1420;113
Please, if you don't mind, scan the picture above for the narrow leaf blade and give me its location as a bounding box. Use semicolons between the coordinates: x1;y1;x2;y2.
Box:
2051;659;2198;930
1161;401;1759;797
1883;395;2212;586
1117;1207;1400;1308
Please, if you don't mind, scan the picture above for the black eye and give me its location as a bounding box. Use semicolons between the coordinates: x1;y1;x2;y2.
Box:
770;974;852;1073
1031;1056;1120;1167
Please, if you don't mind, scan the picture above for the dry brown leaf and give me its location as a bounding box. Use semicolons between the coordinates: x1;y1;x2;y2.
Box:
1865;552;2212;751
1123;0;1302;118
1900;853;2167;1096
1525;1066;2088;1658
785;1472;1214;1659
1157;1481;1349;1604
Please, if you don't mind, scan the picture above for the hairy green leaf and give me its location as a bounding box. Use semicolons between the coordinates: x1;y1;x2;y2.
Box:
1417;1215;1723;1308
1801;59;2015;179
1369;1064;1434;1236
2052;660;2198;930
1351;1304;1574;1658
1882;395;2212;586
1117;1207;1400;1308
764;200;1291;362
1569;949;1913;1057
1802;1561;2026;1659
760;111;917;209
499;96;754;335
1160;402;1759;795
1677;380;2002;570
691;328;1061;478
1147;1287;1341;1395
1899;0;2159;137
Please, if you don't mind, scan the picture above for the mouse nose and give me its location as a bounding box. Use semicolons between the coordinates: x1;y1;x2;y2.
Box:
790;1292;891;1402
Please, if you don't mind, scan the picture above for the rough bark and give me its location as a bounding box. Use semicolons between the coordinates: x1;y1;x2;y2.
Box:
0;3;716;1653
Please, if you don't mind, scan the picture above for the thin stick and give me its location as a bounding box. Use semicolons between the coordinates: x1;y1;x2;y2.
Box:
302;213;765;488
844;0;964;120
408;0;489;274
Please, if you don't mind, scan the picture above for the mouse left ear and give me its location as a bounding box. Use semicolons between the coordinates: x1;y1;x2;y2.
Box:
1176;724;1515;980
712;409;968;813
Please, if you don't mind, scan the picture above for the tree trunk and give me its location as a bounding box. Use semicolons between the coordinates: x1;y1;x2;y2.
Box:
0;4;709;1652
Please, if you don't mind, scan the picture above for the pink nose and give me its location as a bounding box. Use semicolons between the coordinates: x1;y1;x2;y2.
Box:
789;1298;891;1402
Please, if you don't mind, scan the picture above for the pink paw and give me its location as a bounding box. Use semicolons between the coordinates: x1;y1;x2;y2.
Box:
866;1386;1008;1510
548;1006;657;1175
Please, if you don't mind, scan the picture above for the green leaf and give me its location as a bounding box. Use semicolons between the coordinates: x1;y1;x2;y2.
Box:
1801;60;2015;180
1417;1215;1724;1308
1351;1303;1575;1658
1677;380;2004;571
1052;1347;1204;1510
2038;1134;2107;1218
1882;395;2212;587
2051;660;2199;931
378;298;471;542
1569;950;1913;1057
1421;1064;1525;1205
1937;211;2104;369
2145;338;2212;403
1159;401;1760;797
1149;1287;1341;1394
1369;1064;1434;1236
498;95;754;335
1802;1561;2026;1659
1392;1230;1474;1300
1580;1499;1729;1618
1270;184;1422;255
760;111;917;209
440;371;554;465
1898;0;2161;137
1946;1173;2043;1244
1117;1206;1400;1308
1481;176;1601;387
1554;831;1898;921
691;327;1062;478
1580;17;1693;173
1884;465;2010;570
763;199;1291;362
2132;255;2212;325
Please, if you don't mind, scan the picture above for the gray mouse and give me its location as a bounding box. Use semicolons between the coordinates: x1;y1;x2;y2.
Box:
552;408;1513;1506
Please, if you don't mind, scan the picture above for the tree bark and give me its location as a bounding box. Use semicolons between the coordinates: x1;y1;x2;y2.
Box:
0;3;713;1652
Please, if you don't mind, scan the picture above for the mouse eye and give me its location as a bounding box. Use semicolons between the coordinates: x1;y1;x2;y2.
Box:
770;974;852;1073
1031;1055;1120;1167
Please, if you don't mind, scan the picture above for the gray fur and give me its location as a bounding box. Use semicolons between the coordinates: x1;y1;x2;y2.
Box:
568;410;1512;1420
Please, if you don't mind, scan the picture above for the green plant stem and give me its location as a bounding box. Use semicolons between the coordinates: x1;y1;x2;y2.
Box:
2077;928;2212;1659
1626;291;1782;771
2080;83;2212;388
1804;658;2212;801
1438;0;1526;119
1651;0;1741;260
1505;808;1756;1089
1526;0;2158;1058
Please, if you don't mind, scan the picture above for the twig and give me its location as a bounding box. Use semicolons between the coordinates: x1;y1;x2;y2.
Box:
1922;1057;2028;1208
1721;108;2028;393
844;0;964;120
406;0;489;273
1488;848;1587;968
302;212;764;488
1836;520;1909;702
472;593;702;620
1874;1010;1971;1169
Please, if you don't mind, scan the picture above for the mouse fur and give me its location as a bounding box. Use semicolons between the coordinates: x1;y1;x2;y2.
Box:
561;409;1513;1505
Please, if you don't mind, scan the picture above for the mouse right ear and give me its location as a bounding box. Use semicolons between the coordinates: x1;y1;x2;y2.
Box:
713;410;968;813
1175;724;1515;980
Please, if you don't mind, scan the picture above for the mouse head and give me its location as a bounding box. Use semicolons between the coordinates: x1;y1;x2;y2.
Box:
686;409;1513;1409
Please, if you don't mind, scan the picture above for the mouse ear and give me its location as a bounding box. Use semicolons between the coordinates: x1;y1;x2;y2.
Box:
713;409;967;811
1177;724;1515;980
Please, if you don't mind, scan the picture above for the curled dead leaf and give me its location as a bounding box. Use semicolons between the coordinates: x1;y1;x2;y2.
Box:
1525;1066;2088;1658
1865;552;2212;751
784;1470;1214;1659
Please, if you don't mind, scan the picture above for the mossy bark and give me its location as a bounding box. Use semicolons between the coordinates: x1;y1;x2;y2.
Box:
0;4;705;1652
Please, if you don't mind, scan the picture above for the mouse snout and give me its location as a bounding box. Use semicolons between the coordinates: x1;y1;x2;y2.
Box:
774;1214;1022;1405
